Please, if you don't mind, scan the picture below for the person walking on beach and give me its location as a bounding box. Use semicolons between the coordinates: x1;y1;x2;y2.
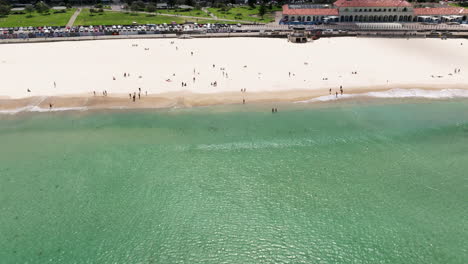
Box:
53;81;56;88
340;86;343;95
129;93;132;99
132;94;136;102
93;91;96;96
329;88;332;95
138;93;141;100
336;92;338;98
49;103;53;109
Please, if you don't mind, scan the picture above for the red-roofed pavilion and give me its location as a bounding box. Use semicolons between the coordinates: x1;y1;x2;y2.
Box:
281;0;467;24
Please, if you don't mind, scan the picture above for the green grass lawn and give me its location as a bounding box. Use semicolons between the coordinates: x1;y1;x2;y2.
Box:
207;5;279;23
0;9;76;27
448;3;468;8
196;19;245;24
156;9;211;18
75;9;187;26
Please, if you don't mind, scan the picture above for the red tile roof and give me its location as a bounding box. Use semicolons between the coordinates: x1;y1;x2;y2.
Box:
282;5;339;16
414;7;468;16
334;0;411;8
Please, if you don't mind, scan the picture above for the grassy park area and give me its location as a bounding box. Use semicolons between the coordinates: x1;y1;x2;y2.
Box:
75;9;187;26
449;3;468;8
156;8;211;18
207;5;280;23
0;9;75;27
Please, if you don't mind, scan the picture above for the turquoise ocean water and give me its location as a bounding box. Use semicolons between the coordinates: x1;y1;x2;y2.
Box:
0;99;467;263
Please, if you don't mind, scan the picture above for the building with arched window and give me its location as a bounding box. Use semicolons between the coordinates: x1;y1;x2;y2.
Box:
281;0;468;24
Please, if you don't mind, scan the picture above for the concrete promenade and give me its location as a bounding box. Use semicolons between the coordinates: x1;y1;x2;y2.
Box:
1;30;467;45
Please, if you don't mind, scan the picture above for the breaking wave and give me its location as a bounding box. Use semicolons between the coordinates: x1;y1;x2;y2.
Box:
0;105;88;114
297;89;468;103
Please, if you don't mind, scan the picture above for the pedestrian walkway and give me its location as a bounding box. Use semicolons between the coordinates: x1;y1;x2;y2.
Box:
202;7;217;19
66;8;82;27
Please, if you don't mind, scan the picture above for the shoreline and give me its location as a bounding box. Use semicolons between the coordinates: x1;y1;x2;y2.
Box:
1;37;467;113
1;85;468;114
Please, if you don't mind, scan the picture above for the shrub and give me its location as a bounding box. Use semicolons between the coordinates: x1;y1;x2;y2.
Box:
35;1;50;14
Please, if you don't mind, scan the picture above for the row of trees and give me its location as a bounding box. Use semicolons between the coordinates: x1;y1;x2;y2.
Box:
0;1;53;17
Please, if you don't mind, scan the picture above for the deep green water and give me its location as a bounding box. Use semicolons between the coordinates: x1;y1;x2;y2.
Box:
0;100;467;264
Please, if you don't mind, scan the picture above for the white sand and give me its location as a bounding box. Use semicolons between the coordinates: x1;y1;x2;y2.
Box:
0;37;467;100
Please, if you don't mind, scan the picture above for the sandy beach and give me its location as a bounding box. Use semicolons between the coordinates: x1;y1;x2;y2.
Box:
0;37;467;112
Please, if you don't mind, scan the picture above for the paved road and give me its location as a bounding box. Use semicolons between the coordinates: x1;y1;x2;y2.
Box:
66;8;82;27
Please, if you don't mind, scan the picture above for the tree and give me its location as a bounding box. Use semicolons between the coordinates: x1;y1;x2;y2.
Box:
146;3;157;12
0;0;10;17
130;2;140;12
258;4;266;18
248;0;255;9
25;5;34;17
134;1;146;10
168;0;175;8
35;1;50;14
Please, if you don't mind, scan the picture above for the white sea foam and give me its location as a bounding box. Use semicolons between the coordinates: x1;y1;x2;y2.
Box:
297;89;468;103
0;105;88;114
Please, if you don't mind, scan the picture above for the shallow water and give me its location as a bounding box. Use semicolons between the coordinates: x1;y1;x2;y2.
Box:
1;99;467;263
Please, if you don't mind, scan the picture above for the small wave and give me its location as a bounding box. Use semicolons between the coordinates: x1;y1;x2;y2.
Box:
0;105;88;114
297;89;468;103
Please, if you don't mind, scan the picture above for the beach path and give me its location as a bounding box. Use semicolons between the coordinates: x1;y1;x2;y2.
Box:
202;7;218;19
66;8;82;27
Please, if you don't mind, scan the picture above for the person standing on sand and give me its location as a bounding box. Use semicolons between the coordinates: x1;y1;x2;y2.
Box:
329;88;332;95
93;91;96;96
340;86;343;95
336;92;338;98
243;99;245;104
138;93;141;99
132;94;136;102
129;93;132;99
54;82;56;88
49;103;53;109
